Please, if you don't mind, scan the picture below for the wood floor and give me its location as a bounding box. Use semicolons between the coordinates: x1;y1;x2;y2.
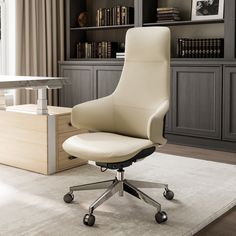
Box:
157;143;236;236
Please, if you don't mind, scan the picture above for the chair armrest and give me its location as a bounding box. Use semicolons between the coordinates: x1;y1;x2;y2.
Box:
71;95;114;132
147;99;169;145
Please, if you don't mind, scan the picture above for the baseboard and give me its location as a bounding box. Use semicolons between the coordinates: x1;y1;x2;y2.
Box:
166;134;236;153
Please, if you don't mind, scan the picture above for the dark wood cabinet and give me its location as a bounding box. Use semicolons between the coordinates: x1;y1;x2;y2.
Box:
172;66;222;139
59;64;95;107
59;0;236;151
59;62;123;106
223;66;236;141
94;66;122;98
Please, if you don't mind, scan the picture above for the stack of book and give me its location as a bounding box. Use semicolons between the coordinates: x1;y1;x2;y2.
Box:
96;6;134;26
76;42;118;59
116;52;125;59
177;38;224;58
157;7;180;22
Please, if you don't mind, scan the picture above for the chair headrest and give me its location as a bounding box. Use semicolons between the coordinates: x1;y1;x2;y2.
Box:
125;27;170;62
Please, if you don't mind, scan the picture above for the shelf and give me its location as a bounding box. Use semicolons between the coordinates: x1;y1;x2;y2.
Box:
69;58;124;61
70;24;134;31
143;19;224;27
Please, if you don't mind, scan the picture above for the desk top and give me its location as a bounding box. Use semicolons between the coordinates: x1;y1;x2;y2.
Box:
6;104;72;115
0;75;68;89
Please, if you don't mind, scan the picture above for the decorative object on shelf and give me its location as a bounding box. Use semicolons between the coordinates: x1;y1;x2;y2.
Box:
177;38;224;58
156;7;181;22
78;12;88;27
96;6;134;26
118;42;125;52
191;0;224;21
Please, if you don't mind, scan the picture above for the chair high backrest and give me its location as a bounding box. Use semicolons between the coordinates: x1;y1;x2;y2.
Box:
112;27;170;139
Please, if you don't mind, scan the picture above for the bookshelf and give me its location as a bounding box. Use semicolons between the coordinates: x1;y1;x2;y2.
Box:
60;0;236;151
142;0;233;59
66;0;135;60
66;0;235;60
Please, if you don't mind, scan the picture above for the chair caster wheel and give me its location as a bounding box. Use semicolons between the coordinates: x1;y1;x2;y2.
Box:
163;189;174;200
155;211;168;224
83;214;95;226
63;192;74;203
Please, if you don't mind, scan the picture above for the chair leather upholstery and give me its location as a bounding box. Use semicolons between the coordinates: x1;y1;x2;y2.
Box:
63;27;170;163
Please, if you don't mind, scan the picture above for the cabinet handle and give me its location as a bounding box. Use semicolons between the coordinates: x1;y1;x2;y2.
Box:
68;156;77;160
68;122;72;127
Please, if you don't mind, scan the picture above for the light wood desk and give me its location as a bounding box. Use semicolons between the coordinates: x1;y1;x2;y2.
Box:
0;75;68;114
0;105;87;174
0;76;87;174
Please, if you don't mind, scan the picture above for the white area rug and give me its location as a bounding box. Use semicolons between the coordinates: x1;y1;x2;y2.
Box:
0;153;235;236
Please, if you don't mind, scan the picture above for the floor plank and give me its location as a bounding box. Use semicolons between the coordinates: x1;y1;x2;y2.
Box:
157;144;236;236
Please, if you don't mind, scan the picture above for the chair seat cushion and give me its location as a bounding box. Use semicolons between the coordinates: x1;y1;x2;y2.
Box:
62;132;154;163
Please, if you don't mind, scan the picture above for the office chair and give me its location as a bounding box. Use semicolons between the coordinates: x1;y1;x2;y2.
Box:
63;27;174;226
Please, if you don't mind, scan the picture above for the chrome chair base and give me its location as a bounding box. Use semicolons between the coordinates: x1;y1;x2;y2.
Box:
64;169;174;226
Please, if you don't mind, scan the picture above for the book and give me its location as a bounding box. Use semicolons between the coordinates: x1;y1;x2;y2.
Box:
157;7;178;12
157;16;181;21
96;6;134;26
176;38;224;58
116;6;121;25
156;7;181;22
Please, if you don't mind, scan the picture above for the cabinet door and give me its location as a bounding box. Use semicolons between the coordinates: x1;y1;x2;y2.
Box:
94;66;123;99
223;67;236;141
172;66;222;139
59;65;95;107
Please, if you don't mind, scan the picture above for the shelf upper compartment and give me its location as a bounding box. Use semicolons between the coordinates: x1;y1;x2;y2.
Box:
70;24;135;31
143;19;224;27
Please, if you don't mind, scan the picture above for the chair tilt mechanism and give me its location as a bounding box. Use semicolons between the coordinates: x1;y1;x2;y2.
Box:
63;27;174;226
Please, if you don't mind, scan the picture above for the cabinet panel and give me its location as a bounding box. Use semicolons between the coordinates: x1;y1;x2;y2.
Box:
223;67;236;141
59;65;94;107
94;66;123;98
172;66;222;139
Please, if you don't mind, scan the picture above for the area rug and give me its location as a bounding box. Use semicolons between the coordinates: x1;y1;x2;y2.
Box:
0;153;235;236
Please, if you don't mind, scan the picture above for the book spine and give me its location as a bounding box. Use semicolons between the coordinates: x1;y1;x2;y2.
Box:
213;38;217;58
121;6;126;25
96;9;100;26
105;41;108;58
191;39;195;58
185;39;188;58
206;39;210;58
113;7;116;25
188;39;192;58
99;8;103;26
217;39;222;58
202;39;205;58
102;41;105;58
98;42;102;58
104;9;108;26
107;42;111;58
210;38;214;58
85;42;88;58
181;38;185;58
101;8;105;26
109;8;113;26
195;39;198;58
220;38;224;58
76;43;80;58
116;6;121;25
177;38;180;57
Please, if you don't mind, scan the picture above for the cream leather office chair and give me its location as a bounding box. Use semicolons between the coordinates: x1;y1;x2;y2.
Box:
63;27;174;226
